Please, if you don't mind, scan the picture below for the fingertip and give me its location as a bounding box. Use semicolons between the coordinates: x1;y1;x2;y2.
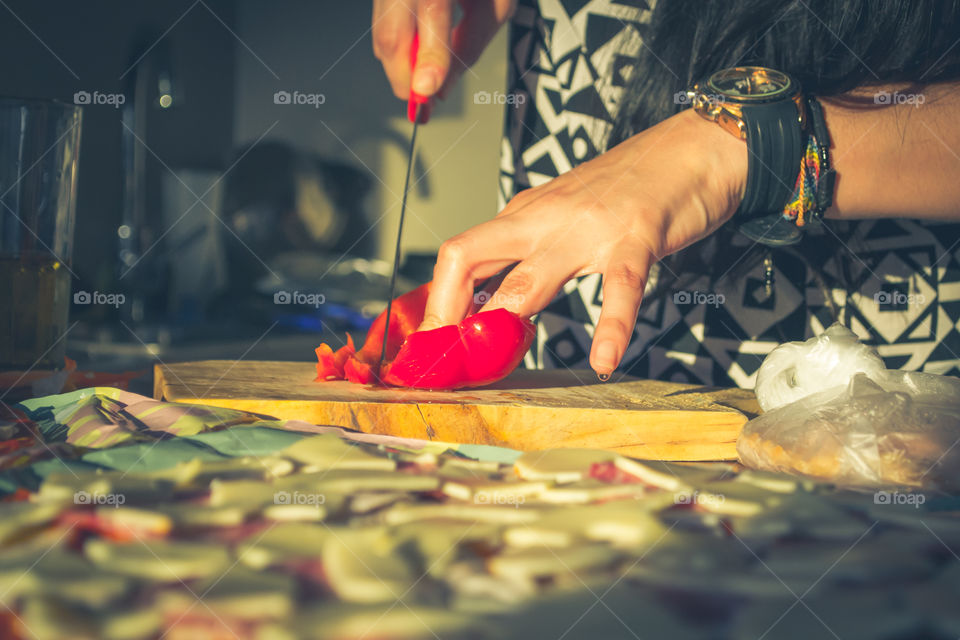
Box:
591;339;620;377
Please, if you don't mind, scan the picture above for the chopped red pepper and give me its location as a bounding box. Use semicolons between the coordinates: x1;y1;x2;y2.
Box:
343;356;376;385
381;309;534;389
314;333;355;381
313;282;534;389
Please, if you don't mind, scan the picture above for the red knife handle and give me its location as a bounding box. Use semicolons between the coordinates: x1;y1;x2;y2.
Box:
407;32;431;124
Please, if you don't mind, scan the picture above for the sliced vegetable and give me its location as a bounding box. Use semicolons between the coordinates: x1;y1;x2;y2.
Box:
312;283;534;389
314;334;355;381
381;309;534;389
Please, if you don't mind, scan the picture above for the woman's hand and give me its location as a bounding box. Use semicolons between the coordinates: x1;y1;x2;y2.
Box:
420;109;749;376
372;0;516;100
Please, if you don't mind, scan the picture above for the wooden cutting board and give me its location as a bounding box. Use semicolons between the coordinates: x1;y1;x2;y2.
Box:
154;361;759;461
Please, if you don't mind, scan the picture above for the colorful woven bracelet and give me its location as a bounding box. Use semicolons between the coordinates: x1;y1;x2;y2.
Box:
781;97;835;228
781;135;821;227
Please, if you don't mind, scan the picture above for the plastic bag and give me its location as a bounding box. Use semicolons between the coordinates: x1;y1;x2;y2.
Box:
754;323;887;412
739;323;960;490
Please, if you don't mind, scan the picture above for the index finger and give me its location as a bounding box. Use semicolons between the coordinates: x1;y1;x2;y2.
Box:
421;216;532;330
590;249;652;377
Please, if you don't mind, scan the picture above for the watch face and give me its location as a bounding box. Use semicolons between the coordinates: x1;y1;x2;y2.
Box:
707;67;795;103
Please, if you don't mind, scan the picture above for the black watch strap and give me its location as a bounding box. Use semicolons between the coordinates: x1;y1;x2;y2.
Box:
734;99;806;246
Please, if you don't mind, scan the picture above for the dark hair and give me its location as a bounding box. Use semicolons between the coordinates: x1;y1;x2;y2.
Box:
609;0;960;317
611;0;960;143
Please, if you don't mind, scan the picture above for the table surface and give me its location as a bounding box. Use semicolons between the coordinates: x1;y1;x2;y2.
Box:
0;385;957;639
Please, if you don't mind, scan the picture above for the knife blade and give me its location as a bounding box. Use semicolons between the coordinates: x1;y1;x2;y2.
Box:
381;33;430;365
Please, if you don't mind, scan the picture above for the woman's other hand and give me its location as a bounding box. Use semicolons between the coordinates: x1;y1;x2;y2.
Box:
420;109;749;377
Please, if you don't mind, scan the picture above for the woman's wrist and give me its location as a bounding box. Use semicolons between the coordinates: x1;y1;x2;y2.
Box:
609;109;749;259
676;108;749;230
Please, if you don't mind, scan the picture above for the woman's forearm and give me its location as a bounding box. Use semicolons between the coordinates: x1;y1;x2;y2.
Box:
823;83;960;221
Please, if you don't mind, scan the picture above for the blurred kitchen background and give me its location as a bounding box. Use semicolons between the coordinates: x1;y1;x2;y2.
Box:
0;0;508;381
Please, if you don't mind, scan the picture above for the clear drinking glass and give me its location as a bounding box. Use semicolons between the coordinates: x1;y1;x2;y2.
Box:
0;98;82;370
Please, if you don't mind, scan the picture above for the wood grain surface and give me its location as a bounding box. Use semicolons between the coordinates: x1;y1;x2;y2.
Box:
154;361;759;460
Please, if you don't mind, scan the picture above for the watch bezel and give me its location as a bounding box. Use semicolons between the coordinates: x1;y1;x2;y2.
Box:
706;66;797;104
689;66;805;139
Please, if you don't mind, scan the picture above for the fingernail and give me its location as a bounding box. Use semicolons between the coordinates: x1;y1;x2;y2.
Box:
412;67;440;95
594;340;618;376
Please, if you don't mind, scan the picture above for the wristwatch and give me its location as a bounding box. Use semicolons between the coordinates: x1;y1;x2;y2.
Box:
687;67;808;246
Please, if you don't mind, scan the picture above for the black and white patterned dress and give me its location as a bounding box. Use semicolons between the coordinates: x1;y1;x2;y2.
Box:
499;0;960;387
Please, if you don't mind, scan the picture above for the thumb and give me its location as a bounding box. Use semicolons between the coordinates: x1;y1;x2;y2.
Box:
412;0;453;97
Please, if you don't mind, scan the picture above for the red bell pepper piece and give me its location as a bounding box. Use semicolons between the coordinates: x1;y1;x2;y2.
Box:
343;356;376;385
352;282;430;365
381;309;534;389
313;283;430;384
314;334;355;381
312;282;534;389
